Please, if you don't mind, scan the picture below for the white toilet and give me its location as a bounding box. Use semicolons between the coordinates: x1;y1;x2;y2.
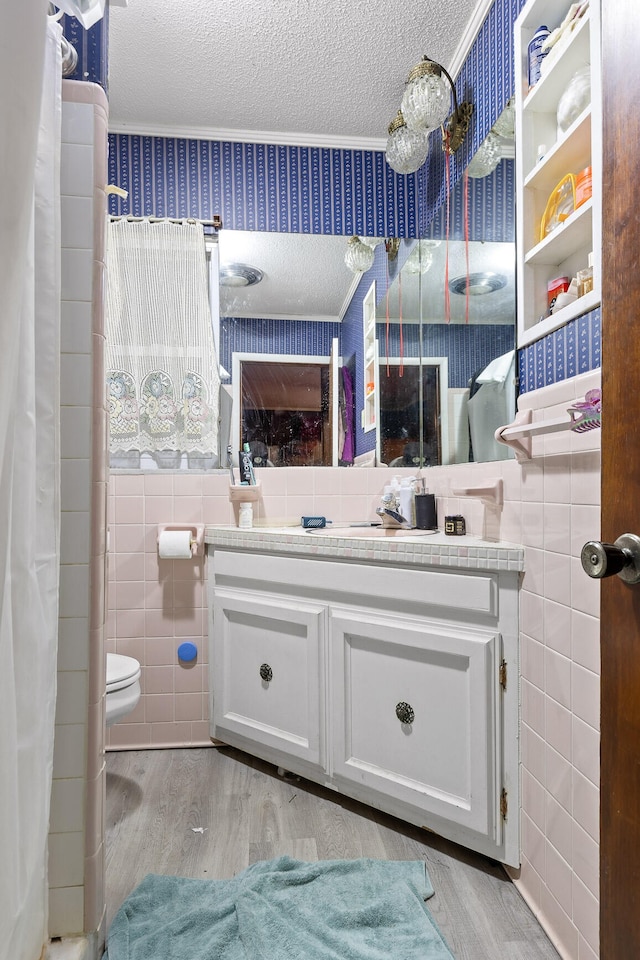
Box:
106;653;141;727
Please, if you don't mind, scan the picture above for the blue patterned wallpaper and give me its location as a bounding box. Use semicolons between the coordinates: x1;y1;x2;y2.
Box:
426;160;515;243
61;8;108;90
518;307;601;393
220;318;341;382
381;323;515;391
108;135;418;237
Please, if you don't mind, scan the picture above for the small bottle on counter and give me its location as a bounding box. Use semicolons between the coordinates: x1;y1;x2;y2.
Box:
239;502;253;529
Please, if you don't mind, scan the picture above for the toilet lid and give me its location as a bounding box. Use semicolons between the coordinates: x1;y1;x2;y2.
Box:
107;653;141;692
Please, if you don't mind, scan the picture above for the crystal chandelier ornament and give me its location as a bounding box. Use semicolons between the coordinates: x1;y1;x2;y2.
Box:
385;111;429;175
394;56;473;155
403;239;439;275
467;131;502;178
401;58;452;134
344;236;376;273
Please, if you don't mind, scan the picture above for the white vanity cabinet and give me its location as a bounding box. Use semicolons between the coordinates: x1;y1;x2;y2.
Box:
207;531;522;867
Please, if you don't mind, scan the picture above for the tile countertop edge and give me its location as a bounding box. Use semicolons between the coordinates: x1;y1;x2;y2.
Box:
204;526;525;573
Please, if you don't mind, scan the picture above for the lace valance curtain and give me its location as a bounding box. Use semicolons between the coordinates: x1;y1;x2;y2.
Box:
106;219;220;457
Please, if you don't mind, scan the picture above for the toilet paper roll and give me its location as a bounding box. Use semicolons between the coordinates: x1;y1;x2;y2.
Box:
158;529;193;559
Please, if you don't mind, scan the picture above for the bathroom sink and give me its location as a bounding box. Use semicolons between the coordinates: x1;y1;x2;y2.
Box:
309;526;438;539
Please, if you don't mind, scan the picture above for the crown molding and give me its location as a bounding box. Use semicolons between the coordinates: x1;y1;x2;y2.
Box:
447;0;496;81
222;312;343;323
108;121;387;153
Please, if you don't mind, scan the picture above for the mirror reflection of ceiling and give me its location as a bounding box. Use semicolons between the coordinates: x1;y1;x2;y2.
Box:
108;0;482;148
217;231;358;322
377;240;515;325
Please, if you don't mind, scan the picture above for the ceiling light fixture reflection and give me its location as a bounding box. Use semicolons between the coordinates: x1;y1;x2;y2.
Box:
219;263;264;287
403;239;440;275
344;236;376;272
344;236;401;274
449;272;507;296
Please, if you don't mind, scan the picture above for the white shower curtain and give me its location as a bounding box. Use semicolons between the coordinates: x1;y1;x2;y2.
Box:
106;219;220;458
0;10;62;960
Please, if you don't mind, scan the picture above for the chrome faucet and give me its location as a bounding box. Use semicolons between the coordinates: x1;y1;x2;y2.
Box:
376;493;411;528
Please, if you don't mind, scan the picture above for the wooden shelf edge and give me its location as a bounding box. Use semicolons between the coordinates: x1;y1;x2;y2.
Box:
524;198;593;265
518;289;601;347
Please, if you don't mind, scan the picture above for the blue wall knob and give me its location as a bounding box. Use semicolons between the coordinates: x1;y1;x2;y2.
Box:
177;641;198;662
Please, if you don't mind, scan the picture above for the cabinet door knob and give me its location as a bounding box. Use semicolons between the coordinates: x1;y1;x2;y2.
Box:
259;663;273;682
395;701;415;724
581;534;640;584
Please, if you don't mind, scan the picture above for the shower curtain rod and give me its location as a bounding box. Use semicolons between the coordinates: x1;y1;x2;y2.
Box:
60;35;77;76
109;216;221;229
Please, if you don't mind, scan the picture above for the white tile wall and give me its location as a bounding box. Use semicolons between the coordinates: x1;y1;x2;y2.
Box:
50;84;109;944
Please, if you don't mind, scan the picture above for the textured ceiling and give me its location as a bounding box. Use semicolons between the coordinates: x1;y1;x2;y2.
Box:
377;240;515;326
217;231;356;321
108;0;486;148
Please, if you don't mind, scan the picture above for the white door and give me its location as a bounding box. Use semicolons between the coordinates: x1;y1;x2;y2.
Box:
329;337;339;465
212;588;327;770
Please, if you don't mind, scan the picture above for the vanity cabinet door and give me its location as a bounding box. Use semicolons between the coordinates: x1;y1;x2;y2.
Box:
212;588;327;771
331;608;501;848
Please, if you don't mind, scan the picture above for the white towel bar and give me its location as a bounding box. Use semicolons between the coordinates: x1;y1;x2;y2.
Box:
495;399;600;461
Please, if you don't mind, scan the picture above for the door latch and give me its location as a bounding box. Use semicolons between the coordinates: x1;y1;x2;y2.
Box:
581;534;640;584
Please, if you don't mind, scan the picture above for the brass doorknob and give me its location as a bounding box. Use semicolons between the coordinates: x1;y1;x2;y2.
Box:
581;534;640;584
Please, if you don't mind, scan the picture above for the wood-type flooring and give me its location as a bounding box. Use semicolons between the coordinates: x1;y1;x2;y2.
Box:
105;746;560;959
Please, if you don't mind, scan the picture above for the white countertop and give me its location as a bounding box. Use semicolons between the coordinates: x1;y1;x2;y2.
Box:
204;525;525;573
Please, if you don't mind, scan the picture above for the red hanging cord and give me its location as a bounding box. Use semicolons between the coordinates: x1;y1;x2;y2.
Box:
398;268;404;377
443;130;451;324
464;167;470;324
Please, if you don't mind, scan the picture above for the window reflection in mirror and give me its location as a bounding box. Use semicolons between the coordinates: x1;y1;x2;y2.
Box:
240;360;330;467
378;359;447;468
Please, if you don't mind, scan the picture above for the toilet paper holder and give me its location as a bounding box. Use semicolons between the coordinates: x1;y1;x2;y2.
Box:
157;524;205;557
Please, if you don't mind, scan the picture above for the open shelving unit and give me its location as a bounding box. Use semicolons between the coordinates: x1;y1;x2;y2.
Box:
515;0;601;347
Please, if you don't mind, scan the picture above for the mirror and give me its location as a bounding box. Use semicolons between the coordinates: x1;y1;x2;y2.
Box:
376;171;516;466
218;232;355;467
221;153;515;468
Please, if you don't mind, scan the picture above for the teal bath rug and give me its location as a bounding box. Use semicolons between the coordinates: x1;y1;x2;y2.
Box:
104;856;455;960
